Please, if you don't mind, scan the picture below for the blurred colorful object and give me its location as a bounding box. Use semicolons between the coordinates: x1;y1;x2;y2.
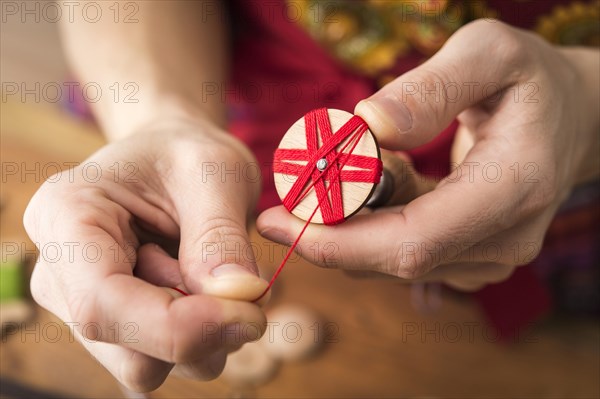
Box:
1;252;32;328
0;259;23;302
292;0;495;75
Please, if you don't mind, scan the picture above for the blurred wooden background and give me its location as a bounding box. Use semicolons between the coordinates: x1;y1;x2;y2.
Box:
1;4;599;398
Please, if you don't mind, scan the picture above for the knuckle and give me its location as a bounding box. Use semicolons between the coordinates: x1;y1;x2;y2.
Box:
194;216;246;245
393;67;452;134
313;242;335;268
491;29;529;72
396;262;422;280
167;311;221;364
205;353;227;380
516;168;560;214
66;291;98;339
459;19;515;47
389;236;436;280
29;263;51;309
307;232;341;269
455;19;529;77
169;330;213;364
181;216;248;264
22;199;38;239
24;183;109;241
391;248;426;280
462;19;509;36
167;304;202;364
174;353;227;382
22;182;56;238
118;356;166;393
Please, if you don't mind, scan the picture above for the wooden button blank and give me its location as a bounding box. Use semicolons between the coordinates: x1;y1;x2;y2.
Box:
274;109;380;224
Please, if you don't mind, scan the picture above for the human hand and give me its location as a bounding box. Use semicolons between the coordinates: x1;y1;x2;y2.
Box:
257;20;599;291
24;118;269;391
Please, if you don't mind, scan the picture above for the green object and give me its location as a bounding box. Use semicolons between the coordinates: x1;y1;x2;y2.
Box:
0;260;23;302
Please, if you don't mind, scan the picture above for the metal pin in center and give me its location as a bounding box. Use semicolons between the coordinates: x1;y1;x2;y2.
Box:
316;158;328;172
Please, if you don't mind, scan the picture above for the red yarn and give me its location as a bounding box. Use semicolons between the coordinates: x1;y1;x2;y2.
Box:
169;287;189;297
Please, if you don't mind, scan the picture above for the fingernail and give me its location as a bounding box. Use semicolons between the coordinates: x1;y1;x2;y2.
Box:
206;264;269;302
211;264;256;279
260;227;291;245
363;98;413;133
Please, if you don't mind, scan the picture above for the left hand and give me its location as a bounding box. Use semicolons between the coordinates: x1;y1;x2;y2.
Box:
257;20;600;291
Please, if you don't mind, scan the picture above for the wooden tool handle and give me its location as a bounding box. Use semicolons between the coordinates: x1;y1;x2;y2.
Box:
367;150;438;208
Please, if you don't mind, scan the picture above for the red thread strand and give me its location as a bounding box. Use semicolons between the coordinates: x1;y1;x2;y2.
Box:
170;287;189;296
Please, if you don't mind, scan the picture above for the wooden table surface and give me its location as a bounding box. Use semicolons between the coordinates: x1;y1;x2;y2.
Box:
1;101;599;398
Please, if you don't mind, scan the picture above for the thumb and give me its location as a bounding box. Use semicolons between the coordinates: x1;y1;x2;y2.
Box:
170;164;269;302
355;20;526;150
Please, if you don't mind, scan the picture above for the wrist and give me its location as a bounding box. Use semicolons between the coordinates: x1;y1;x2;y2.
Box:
97;91;227;143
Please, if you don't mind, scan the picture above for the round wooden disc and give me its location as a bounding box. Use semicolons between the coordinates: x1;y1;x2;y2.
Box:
274;109;380;224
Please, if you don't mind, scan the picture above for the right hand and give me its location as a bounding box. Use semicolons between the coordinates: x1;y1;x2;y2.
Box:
23;118;268;392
